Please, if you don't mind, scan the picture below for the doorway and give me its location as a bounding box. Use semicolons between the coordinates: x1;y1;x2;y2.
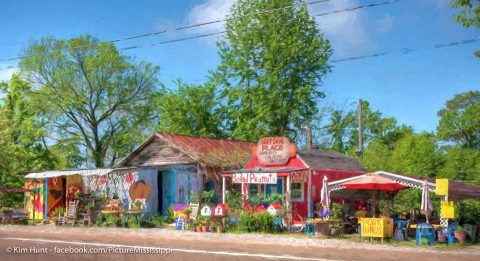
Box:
265;178;284;196
157;170;163;213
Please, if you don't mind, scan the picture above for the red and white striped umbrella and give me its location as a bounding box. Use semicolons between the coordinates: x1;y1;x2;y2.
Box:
421;180;434;223
320;176;330;209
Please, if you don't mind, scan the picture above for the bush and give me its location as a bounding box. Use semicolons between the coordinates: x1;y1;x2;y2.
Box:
238;211;274;233
456;200;480;225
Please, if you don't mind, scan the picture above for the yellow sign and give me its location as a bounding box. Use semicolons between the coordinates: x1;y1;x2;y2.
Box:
361;218;384;237
441;201;455;219
436;179;449;196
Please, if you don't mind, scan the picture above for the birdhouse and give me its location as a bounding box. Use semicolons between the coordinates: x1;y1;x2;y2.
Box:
267;203;282;216
200;205;212;217
244;204;253;212
256;204;266;212
213;203;228;217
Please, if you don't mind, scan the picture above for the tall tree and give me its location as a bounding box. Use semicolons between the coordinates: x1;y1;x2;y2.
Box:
437;90;480;150
450;0;480;57
213;0;332;141
20;35;159;167
156;80;224;138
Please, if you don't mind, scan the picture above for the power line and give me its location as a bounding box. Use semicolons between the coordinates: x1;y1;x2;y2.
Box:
0;0;335;63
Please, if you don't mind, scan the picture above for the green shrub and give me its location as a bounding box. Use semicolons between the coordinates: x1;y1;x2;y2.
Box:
238;211;274;233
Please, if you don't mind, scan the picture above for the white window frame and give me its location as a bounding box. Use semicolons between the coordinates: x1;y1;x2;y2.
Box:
264;177;284;197
291;182;304;202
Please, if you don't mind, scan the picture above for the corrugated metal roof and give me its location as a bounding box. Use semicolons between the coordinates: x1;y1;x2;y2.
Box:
118;132;255;168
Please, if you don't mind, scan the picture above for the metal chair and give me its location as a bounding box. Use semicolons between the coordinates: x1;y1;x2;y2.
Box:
416;223;435;246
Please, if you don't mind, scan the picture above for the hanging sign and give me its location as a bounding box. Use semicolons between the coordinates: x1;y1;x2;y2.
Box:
441;201;455;219
200;205;212;217
254;137;296;165
291;171;308;183
232;173;277;184
436;179;449;196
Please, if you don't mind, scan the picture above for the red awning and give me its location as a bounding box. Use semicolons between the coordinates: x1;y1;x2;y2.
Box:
341;174;408;191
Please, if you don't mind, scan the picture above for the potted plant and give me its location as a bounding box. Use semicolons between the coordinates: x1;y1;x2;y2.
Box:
195;221;203;232
201;217;210;232
182;208;192;220
85;205;95;217
211;223;218;233
455;225;467;243
134;200;143;211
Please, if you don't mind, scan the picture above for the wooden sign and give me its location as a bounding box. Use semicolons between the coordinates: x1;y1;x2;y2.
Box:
361;218;384;238
256;137;293;165
232;173;277;184
200;205;212;217
436;179;449;196
291;172;307;183
441;201;455;219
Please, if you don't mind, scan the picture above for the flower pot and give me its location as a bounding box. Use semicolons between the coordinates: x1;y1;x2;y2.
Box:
182;213;190;220
455;231;466;243
197;225;203;232
201;225;209;232
216;227;223;233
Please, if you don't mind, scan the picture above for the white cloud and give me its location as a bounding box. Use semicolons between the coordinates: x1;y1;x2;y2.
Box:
186;0;234;33
0;65;17;82
185;0;394;58
374;14;394;34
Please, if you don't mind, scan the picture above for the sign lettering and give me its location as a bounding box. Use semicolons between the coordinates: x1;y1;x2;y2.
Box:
360;218;384;238
232;173;277;184
257;137;290;165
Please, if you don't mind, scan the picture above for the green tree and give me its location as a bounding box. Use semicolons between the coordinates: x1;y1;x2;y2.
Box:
389;133;442;177
359;139;392;171
20;35;159;167
438;147;480;184
213;0;332;141
437;90;480;150
156;80;224;137
450;0;480;57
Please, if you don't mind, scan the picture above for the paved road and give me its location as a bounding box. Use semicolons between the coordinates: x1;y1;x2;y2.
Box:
0;226;479;261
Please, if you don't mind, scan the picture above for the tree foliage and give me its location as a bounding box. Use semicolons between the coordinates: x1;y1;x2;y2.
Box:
156;80;224;138
437;90;480;150
213;0;332;141
19;35;159;167
450;0;480;57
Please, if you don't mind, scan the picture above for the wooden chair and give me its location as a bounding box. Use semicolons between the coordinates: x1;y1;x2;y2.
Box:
65;200;78;226
57;209;66;225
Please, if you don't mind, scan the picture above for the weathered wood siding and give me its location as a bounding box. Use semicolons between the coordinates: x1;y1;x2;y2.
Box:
126;138;196;166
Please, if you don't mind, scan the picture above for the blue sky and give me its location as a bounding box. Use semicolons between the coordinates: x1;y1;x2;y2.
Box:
0;0;478;133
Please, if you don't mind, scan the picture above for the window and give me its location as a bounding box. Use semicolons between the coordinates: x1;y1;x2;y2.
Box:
291;183;304;202
248;184;260;196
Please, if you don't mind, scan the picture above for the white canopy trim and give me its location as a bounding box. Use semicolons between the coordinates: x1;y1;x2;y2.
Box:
328;171;436;192
23;168;128;179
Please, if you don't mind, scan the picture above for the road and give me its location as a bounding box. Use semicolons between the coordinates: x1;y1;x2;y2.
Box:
0;226;479;261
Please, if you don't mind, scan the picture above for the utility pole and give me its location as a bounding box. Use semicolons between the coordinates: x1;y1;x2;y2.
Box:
305;125;313;151
356;98;363;156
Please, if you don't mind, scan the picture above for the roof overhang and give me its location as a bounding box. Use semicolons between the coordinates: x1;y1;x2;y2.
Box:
23;167;135;179
221;167;308;177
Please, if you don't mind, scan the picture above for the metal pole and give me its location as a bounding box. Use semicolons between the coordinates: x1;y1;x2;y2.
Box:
307;170;312;218
357;99;363;155
222;176;226;204
286;174;292;229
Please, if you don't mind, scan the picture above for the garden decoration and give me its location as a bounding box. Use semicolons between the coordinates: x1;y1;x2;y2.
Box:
213;204;228;217
267;203;282;216
129;180;151;200
200;205;212;217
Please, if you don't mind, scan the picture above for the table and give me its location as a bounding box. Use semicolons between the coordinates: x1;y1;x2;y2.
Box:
410;224;441;229
100;209;124;220
124;210;143;227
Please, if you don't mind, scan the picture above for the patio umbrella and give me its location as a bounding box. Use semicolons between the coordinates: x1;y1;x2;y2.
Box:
420;180;434;223
340;174;408;217
319;176;331;219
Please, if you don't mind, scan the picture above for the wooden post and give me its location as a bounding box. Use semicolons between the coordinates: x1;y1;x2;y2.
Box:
286;174;292;229
357;98;363;155
307;170;312;218
222;176;226;204
44;178;48;222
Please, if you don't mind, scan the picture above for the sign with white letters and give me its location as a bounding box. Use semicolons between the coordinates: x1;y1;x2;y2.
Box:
232;173;277;184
